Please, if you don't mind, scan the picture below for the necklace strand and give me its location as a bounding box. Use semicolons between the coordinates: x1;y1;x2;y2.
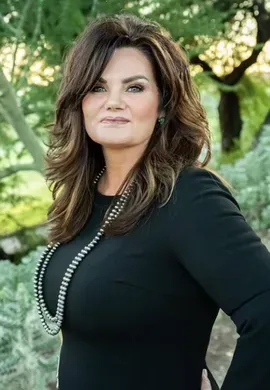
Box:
33;167;133;336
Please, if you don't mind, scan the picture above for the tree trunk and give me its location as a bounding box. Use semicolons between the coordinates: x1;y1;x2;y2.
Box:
0;67;45;174
218;90;243;152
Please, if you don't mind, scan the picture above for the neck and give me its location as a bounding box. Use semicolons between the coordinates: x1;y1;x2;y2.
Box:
98;146;144;195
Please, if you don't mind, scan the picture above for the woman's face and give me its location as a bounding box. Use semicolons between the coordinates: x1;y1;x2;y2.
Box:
82;47;163;150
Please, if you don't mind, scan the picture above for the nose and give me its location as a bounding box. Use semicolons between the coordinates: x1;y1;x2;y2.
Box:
104;89;125;111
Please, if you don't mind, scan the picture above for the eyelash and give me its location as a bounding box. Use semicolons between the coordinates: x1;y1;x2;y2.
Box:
91;85;144;93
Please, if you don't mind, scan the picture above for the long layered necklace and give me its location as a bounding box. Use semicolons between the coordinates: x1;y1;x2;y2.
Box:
33;167;133;336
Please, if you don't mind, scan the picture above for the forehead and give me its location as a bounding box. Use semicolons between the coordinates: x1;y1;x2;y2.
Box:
101;47;154;80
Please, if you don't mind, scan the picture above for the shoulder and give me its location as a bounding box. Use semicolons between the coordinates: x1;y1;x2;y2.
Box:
175;166;227;191
170;165;241;215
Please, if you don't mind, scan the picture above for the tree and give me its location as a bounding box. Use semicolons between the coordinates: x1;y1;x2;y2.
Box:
194;0;269;151
0;0;269;184
0;0;128;181
145;0;270;151
0;67;45;179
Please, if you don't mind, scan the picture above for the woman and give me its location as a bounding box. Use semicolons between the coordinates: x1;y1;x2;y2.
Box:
34;13;270;390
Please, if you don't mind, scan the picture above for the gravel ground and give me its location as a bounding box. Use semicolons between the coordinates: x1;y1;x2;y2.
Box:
206;310;237;386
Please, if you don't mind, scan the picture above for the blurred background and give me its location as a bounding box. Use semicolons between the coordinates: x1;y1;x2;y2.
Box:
0;0;269;389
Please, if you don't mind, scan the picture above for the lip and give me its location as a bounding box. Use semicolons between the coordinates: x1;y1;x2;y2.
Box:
101;116;130;123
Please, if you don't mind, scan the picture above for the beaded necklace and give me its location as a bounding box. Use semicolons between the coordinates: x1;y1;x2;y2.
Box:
33;167;133;336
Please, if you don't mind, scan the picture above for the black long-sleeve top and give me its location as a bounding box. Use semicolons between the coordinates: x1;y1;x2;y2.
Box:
43;166;270;390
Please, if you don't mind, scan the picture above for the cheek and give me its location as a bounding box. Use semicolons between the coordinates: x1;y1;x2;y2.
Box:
133;98;158;123
82;95;101;119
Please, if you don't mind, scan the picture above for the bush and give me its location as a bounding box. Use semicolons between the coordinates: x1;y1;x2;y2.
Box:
217;124;270;231
0;247;60;390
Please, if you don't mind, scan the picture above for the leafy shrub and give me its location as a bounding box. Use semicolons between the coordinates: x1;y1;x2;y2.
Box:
0;247;60;390
217;124;270;231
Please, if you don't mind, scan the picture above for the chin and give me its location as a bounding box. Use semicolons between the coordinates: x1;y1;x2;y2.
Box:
93;135;134;147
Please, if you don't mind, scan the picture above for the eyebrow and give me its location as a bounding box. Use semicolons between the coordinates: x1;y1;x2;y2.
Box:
98;75;149;84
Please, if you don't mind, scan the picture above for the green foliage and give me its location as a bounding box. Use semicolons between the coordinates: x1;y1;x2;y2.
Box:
0;0;269;239
0;170;51;236
0;197;50;236
0;174;38;237
217;124;270;232
200;73;270;165
0;247;60;390
239;75;270;151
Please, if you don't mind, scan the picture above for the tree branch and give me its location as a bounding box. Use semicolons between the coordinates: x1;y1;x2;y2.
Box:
10;0;33;82
32;0;43;42
0;13;17;35
0;163;38;180
223;41;265;85
191;1;269;87
253;0;270;43
0;67;45;172
190;55;222;83
223;1;270;85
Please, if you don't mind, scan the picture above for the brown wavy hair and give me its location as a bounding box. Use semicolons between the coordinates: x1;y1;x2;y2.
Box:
45;13;215;244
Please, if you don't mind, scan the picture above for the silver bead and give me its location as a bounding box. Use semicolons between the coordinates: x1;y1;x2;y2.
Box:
33;166;132;336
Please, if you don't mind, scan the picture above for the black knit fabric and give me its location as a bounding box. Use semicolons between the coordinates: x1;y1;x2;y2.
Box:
43;166;270;389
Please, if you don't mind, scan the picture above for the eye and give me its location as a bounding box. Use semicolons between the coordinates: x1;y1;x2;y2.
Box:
127;85;144;92
91;85;105;92
90;84;144;93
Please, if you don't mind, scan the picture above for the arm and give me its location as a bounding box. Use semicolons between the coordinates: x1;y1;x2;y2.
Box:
168;167;270;390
